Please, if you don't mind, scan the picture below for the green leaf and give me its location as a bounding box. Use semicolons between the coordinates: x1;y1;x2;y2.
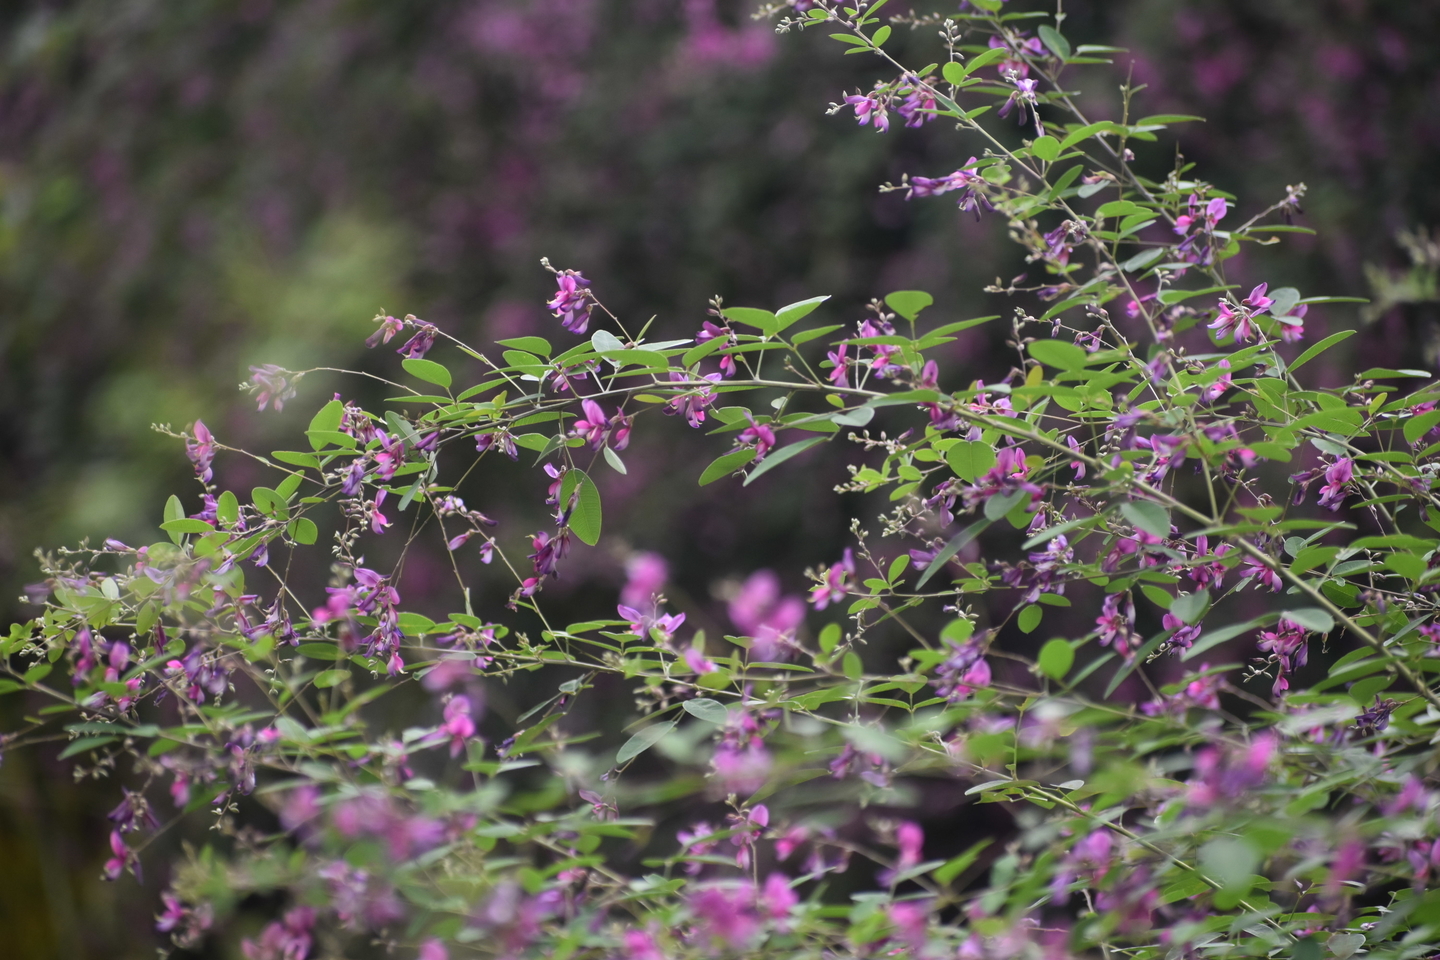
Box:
313;669;350;689
160;518;215;535
217;491;240;525
1029;135;1060;162
1282;607;1335;634
402;358;453;388
1289;329;1356;374
1120;248;1165;272
723;307;779;334
1169;589;1209;626
935;839;992;885
1135;114;1204;125
288;518;318;545
1095;200;1142;218
1038;639;1075;680
1028;339;1087;370
1017;605;1042;634
885;290;934;321
917;519;991;589
616;720;676;764
870;24;891;46
681;699;729;725
946;441;997;481
1120;500;1170;538
1057;121;1118;152
775;295;831;331
307;399;344;444
790;324;845;346
1182;616;1271;659
1043;164;1084;202
984;488;1028;521
496;336;552;357
699;449;757;486
842;652;864;680
1267;286;1301;318
831;407;875;427
743;437;827;486
561;469;603;546
1037;24;1070;60
59;736;119;759
1404;409;1440;444
602;446;627;475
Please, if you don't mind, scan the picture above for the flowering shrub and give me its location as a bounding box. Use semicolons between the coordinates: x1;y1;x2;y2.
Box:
6;2;1440;958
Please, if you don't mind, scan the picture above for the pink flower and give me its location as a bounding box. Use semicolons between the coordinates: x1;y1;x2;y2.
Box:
439;695;477;757
418;939;448;960
186;420;216;483
621;552;668;607
809;548;855;609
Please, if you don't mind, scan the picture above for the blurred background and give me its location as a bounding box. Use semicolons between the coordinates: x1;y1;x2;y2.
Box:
1;0;1437;956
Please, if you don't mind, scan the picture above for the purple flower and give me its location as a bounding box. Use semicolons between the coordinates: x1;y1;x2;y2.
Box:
933;638;991;702
1242;281;1275;314
249;364;297;411
997;74;1042;134
418;939;448;960
186;420;216;483
1317;457;1354;511
895;75;936;127
663;371;720;427
547;269;593;334
843;88;889;132
1257;619;1309;695
1095;593;1136;659
1161;611;1202;654
397;321;439;359
529;529;571;579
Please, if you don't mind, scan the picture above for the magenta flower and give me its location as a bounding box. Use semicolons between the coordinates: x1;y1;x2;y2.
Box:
417;939;448;960
621;551;668;607
240;907;315;960
439;694;477;757
366;313;404;347
571;399;612;450
728;570;806;661
1208;300;1257;343
737;412;777;460
547;269;593;334
826;343;850;387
